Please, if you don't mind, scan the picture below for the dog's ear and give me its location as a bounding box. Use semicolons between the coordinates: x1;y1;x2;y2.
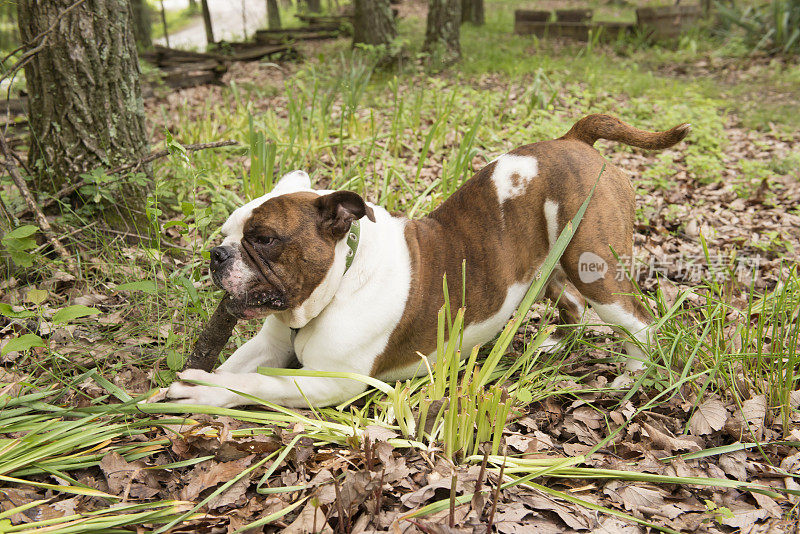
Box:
315;191;376;239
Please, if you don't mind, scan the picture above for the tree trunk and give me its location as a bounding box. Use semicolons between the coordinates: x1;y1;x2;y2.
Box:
17;0;150;227
200;0;214;45
306;0;322;13
266;0;281;29
461;0;484;25
424;0;461;65
353;0;396;48
130;0;153;49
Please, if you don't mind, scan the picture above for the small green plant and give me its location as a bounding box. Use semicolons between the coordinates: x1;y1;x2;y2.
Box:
244;113;277;200
734;159;775;199
716;0;800;55
702;499;735;524
1;225;39;268
0;290;100;358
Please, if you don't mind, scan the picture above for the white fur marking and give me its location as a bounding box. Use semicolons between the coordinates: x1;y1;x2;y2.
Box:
589;300;652;371
563;289;586;318
491;154;539;204
543;200;559;250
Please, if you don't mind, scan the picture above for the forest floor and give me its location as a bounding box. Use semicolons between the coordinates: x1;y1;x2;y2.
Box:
1;1;800;533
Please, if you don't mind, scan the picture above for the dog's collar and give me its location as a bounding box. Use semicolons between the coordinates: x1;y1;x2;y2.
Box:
344;219;361;273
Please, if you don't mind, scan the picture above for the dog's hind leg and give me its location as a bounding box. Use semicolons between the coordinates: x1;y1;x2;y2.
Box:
539;269;587;353
557;224;653;371
564;263;653;371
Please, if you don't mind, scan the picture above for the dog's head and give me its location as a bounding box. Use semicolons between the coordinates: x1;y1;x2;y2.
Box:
210;171;375;320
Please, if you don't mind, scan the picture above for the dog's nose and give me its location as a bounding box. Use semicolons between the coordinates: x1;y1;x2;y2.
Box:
210;246;232;270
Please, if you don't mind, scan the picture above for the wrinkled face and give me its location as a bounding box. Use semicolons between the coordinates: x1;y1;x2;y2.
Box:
210;172;374;319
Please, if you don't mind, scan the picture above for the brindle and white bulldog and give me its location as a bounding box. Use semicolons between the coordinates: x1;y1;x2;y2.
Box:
166;114;689;408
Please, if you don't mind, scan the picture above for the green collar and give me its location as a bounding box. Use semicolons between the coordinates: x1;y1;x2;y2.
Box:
344;219;361;273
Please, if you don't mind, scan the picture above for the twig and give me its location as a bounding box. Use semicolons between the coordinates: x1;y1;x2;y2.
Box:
485;449;506;534
32;221;97;254
373;467;385;518
448;473;457;528
333;474;348;534
101;227;195;252
471;448;489;519
0;130;77;276
9;149;32;177
17;140;239;218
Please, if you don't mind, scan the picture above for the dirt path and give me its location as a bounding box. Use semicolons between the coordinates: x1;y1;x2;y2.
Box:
155;0;267;49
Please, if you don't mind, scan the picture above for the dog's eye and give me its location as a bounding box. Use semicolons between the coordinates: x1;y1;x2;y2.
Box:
256;236;278;246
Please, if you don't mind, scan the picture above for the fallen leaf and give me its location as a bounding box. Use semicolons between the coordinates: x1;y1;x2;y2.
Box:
642;422;701;454
281;501;333;533
719;506;767;529
180;455;254;501
99;451;159;500
688;398;727;435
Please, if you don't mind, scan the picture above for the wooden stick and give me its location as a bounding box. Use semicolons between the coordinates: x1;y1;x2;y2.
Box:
0;130;78;276
183;293;239;372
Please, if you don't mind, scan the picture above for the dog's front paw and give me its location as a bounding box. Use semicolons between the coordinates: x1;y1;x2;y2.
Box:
165;369;240;408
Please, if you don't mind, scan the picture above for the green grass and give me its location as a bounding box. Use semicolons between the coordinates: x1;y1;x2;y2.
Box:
2;0;800;531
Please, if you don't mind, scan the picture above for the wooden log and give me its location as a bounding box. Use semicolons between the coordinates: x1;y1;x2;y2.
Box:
141;45;229;65
161;68;226;90
514;9;550;22
515;20;632;42
254;29;342;44
555;9;593;22
158;59;221;72
295;13;351;25
636;4;702;40
593;21;634;42
183;294;239;372
552;22;591;41
256;24;343;35
514;19;549;37
514;10;550;35
228;43;294;62
1;98;28;117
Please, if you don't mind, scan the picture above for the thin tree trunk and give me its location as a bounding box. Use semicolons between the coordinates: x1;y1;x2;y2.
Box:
130;0;153;49
306;0;322;13
266;0;281;29
353;0;396;48
424;0;461;65
17;0;150;229
200;0;214;45
461;0;484;25
159;0;170;48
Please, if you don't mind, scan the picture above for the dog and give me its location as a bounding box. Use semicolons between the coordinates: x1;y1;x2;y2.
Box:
166;114;689;408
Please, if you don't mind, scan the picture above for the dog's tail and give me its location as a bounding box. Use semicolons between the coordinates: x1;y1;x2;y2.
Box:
559;114;691;150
